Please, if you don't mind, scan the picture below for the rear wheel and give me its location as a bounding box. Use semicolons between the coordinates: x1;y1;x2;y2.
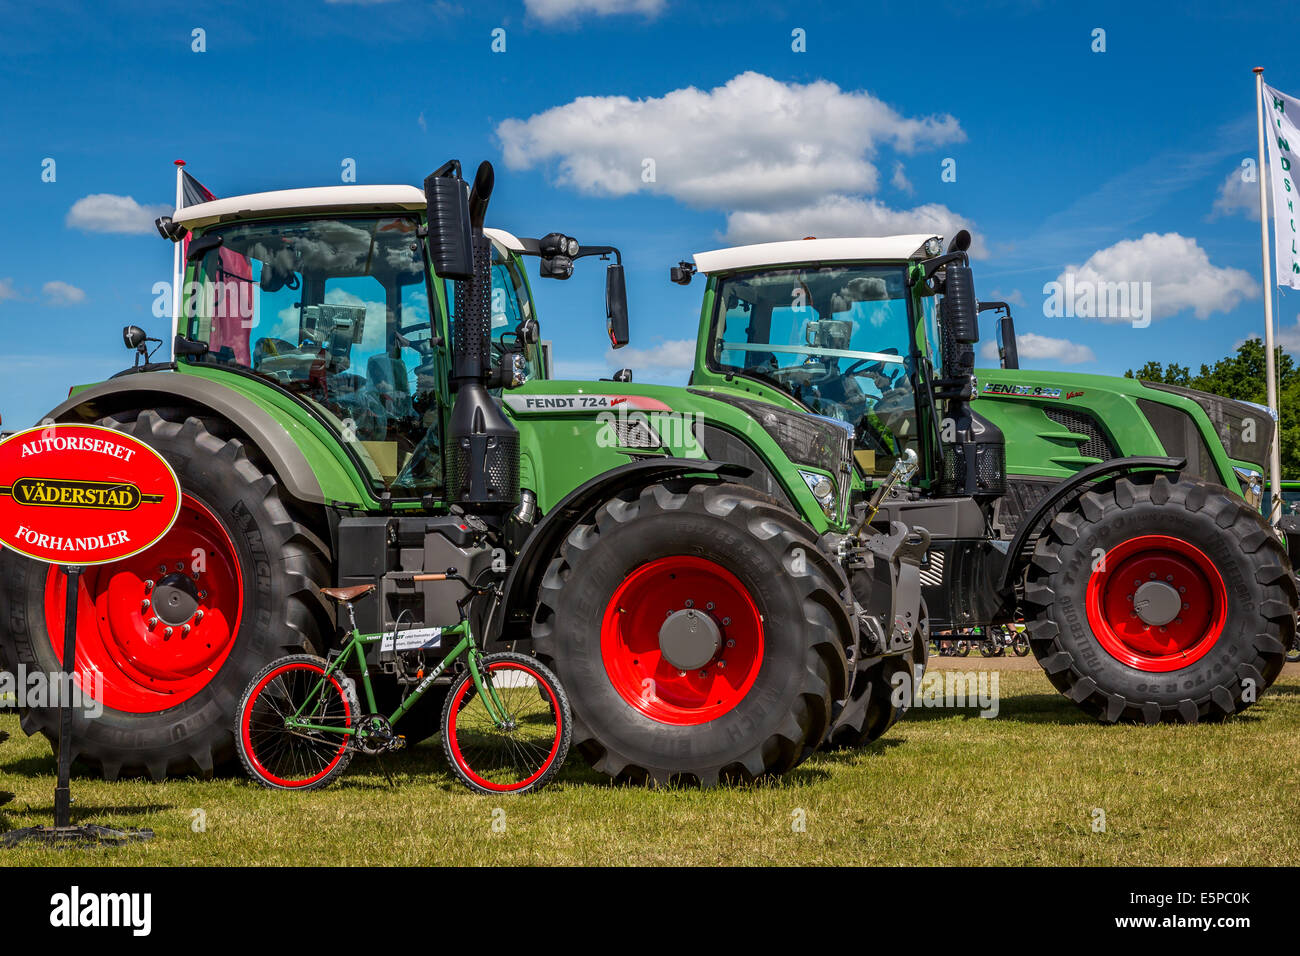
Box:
1024;473;1296;723
0;409;331;780
235;655;356;791
532;481;852;786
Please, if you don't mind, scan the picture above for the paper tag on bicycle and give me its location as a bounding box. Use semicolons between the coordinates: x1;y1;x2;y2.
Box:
381;626;443;653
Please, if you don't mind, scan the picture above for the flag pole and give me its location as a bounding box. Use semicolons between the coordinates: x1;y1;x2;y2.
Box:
170;159;185;363
1254;67;1283;526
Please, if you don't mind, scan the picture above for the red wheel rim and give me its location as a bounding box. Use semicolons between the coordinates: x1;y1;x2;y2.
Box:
600;556;764;726
445;660;564;793
240;661;351;788
1085;534;1227;672
44;494;244;713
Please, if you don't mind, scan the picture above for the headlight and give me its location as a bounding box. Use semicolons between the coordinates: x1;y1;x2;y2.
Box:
1233;466;1263;511
799;470;835;517
697;391;854;521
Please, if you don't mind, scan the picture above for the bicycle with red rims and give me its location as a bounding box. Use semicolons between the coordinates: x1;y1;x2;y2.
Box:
234;570;570;794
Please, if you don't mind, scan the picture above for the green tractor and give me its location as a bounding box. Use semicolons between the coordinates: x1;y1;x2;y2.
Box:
673;231;1298;723
0;161;924;784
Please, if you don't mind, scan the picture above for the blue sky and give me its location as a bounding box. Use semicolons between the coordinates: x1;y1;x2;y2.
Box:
1;0;1298;427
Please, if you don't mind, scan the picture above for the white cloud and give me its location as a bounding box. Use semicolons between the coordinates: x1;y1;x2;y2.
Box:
66;194;171;234
498;72;963;214
723;195;981;253
1271;315;1300;353
987;288;1026;307
1058;232;1257;322
980;332;1094;365
891;161;913;195
609;338;696;372
1210;167;1265;221
525;0;665;23
42;281;86;306
0;278;16;303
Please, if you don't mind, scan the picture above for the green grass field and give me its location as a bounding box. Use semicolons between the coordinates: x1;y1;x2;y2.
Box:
2;663;1297;867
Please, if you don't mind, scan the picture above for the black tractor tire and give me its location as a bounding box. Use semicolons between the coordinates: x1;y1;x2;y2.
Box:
825;602;928;748
0;409;332;780
1023;472;1296;723
531;481;852;786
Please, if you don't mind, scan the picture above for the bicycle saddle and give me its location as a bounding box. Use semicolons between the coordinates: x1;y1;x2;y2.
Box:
320;584;375;602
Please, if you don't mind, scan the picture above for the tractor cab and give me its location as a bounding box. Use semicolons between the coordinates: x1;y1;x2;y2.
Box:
170;186;616;499
689;236;940;479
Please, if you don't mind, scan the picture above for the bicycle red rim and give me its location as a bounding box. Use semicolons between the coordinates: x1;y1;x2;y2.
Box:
44;493;244;712
445;660;564;793
600;555;764;726
1085;534;1227;672
240;661;352;788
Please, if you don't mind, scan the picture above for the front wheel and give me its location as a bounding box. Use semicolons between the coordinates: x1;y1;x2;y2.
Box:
1024;473;1296;723
441;653;571;795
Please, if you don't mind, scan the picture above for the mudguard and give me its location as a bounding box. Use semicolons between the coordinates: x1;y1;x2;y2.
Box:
998;455;1186;590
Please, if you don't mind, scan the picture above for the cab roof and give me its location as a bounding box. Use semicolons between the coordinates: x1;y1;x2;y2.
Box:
693;235;939;274
170;184;525;252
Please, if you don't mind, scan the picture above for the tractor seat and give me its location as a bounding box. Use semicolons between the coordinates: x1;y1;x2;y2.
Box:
320;584;376;602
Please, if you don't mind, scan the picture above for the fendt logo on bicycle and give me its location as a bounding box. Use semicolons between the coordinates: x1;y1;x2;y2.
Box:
2;477;162;511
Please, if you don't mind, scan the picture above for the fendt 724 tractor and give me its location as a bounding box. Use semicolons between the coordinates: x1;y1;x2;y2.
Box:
0;161;924;785
673;231;1298;724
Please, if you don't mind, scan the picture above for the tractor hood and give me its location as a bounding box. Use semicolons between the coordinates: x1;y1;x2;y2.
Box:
975;366;1270;484
501;378;855;528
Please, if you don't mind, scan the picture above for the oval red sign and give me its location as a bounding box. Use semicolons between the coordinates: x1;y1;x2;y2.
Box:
0;423;181;566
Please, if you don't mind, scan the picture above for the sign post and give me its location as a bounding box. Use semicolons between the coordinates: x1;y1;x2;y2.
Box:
0;423;181;847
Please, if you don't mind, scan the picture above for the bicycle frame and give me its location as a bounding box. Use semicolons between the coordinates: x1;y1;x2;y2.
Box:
284;614;513;739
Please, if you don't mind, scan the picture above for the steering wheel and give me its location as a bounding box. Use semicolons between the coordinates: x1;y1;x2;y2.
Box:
843;348;902;385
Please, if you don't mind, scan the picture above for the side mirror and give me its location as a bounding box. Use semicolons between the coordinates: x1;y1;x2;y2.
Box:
606;263;630;348
423;161;474;281
997;313;1019;369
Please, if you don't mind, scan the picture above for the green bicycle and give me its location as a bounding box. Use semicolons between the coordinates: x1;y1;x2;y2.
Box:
235;570;571;794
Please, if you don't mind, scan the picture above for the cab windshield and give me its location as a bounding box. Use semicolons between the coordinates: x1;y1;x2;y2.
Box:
183;214;444;496
709;263;919;475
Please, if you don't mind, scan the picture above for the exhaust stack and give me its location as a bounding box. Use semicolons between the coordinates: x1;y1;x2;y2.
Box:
425;160;520;512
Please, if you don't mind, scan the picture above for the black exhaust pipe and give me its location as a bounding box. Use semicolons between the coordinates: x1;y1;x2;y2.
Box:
426;160;520;512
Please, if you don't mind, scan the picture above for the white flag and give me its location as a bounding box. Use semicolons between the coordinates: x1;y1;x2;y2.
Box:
1263;82;1300;289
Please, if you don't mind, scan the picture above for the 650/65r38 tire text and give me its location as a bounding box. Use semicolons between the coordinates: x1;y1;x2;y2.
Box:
1024;472;1296;723
531;481;853;786
0;409;332;780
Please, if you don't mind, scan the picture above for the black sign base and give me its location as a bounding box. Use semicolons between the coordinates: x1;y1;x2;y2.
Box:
3;824;154;848
1;566;152;852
